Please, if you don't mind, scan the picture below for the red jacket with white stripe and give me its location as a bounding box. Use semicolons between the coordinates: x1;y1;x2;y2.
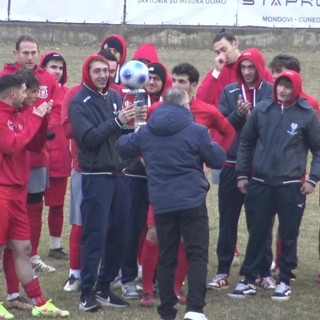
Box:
0;62;64;168
0;100;47;187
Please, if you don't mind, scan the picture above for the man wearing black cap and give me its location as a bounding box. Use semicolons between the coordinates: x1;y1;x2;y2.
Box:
100;34;127;84
145;62;171;106
0;34;64;274
114;61;171;302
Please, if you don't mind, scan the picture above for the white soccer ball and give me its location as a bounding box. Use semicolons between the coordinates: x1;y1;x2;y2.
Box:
120;60;149;89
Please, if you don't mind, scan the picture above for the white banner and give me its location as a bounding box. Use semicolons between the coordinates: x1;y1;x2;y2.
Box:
238;0;320;28
125;0;237;26
0;0;8;20
9;0;124;23
4;0;320;28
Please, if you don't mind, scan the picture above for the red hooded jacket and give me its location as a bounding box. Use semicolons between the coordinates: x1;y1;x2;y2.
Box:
197;49;273;106
40;52;71;178
132;43;160;64
61;54;111;172
273;70;302;106
100;34;127;84
234;48;267;106
61;84;81;172
146;62;172;106
0;62;64;168
0;100;47;188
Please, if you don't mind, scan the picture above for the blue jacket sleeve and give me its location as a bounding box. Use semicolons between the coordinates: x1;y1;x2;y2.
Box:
198;127;226;169
116;131;142;159
306;111;320;184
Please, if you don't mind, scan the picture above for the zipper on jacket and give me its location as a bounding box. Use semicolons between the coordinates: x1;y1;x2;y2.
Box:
270;106;284;176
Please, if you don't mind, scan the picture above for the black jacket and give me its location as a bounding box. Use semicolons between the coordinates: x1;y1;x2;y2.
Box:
236;98;320;186
218;80;273;163
69;85;124;173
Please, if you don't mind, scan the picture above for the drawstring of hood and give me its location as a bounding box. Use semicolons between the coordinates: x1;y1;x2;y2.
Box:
147;95;162;107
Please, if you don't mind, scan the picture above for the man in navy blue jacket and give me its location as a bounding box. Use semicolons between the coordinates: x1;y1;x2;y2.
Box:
229;71;320;301
69;54;136;312
116;87;226;320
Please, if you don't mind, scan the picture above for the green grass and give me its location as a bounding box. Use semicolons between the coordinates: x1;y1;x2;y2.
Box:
0;43;320;319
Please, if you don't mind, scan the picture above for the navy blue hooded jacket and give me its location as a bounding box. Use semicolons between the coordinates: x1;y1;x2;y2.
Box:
116;103;226;214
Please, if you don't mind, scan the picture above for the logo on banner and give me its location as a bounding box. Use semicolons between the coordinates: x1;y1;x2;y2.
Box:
242;0;315;5
38;86;48;99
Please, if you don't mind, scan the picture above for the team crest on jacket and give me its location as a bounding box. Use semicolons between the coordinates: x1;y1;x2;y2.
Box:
38;86;48;99
287;123;298;136
7;120;14;131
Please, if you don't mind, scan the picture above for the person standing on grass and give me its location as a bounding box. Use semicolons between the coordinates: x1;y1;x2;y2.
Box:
207;48;275;291
0;34;63;273
61;49;125;294
268;53;320;275
61;83;83;293
116;87;226;320
40;52;71;261
2;70;45;313
0;74;70;319
139;62;236;308
135;62;174;307
228;70;320;301
69;54;135;312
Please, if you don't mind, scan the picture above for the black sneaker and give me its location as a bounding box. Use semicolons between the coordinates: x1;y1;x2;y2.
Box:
48;247;69;260
96;289;129;308
79;293;102;312
228;280;257;299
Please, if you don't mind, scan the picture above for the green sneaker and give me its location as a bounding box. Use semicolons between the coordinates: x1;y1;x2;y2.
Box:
0;302;14;319
32;299;70;318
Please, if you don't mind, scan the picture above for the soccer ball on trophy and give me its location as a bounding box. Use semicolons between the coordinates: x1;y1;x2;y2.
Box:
120;60;149;89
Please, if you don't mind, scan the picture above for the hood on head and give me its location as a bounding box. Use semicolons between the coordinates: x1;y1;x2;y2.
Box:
273;70;302;106
132;43;160;64
235;48;265;87
100;34;127;67
147;103;194;137
147;62;172;97
82;54;110;94
40;51;67;85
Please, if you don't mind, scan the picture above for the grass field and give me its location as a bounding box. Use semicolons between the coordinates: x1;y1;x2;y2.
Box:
0;42;320;320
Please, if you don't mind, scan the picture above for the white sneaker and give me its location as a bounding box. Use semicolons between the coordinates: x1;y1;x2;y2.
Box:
63;274;81;292
271;282;291;301
257;276;276;290
270;260;277;272
231;254;240;267
184;311;208;320
30;255;56;273
228;280;257;299
111;275;122;289
207;273;229;290
137;264;143;281
122;282;140;300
